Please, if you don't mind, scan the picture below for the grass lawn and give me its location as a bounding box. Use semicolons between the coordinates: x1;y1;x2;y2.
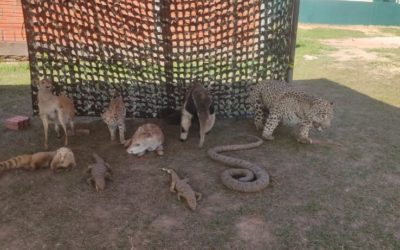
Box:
0;61;30;85
379;27;400;36
294;26;400;108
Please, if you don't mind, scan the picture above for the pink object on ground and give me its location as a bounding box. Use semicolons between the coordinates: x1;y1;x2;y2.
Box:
4;116;30;130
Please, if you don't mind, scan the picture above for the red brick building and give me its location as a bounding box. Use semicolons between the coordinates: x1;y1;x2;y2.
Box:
0;0;25;42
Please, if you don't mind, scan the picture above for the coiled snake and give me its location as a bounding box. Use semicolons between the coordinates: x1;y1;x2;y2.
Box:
207;135;270;192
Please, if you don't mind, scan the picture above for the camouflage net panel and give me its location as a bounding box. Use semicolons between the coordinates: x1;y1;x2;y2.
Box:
22;0;298;118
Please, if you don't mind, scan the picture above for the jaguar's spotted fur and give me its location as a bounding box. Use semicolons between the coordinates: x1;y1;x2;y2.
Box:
248;80;334;144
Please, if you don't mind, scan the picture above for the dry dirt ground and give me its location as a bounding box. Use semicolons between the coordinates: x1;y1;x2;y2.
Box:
1;25;400;249
1;78;399;249
300;24;400;65
323;36;400;63
321;36;400;82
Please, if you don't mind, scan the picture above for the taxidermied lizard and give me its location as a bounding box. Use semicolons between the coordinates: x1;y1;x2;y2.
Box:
86;153;112;192
162;168;201;210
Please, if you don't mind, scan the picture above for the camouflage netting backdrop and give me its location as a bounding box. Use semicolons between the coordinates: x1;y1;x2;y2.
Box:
22;0;298;118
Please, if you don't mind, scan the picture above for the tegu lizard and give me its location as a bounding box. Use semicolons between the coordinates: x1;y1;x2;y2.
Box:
86;153;112;192
162;168;202;210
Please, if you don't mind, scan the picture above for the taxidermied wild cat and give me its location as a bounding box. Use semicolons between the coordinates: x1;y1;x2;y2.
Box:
101;92;126;144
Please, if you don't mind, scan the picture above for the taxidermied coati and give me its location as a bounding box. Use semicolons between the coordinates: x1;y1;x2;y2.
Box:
0;147;76;173
180;82;215;147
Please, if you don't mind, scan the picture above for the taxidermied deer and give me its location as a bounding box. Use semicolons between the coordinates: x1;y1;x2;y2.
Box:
36;79;75;149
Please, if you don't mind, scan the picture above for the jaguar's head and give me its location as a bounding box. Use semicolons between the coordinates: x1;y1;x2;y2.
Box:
311;99;334;131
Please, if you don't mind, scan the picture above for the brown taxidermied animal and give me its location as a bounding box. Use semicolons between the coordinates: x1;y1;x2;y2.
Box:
37;79;75;149
125;123;165;157
85;153;113;192
180;82;215;147
162;168;202;210
101;92;126;144
0;147;76;173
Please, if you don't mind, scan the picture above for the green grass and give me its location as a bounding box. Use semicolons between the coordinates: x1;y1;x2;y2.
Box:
297;28;369;40
295;36;336;59
294;27;400;107
368;48;400;61
379;27;400;36
294;27;370;59
295;28;371;59
0;61;30;85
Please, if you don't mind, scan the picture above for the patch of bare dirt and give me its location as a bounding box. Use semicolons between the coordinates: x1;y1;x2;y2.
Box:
324;37;400;49
0;224;17;241
321;36;400;78
321;37;400;62
150;215;184;231
298;24;393;36
382;174;400;185
328;48;381;62
234;215;275;248
395;230;400;240
322;36;400;63
199;191;242;216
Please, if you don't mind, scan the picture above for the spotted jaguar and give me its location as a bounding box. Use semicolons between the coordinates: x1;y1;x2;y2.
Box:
248;80;334;144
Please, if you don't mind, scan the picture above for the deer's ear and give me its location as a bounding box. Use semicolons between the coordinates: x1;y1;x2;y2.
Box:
33;79;50;87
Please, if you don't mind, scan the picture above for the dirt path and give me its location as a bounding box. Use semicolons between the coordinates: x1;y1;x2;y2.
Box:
324;36;400;49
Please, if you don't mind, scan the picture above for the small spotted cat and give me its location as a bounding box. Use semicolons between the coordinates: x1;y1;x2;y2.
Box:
101;92;126;144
